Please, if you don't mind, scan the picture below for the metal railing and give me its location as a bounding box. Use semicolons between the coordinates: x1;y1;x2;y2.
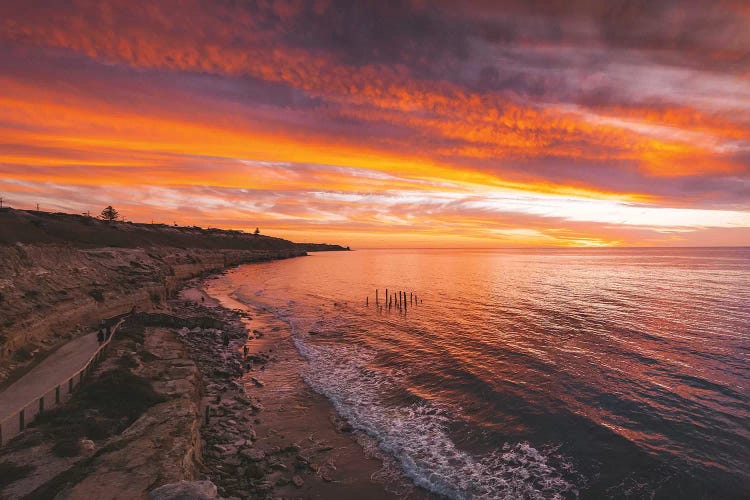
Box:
0;317;126;447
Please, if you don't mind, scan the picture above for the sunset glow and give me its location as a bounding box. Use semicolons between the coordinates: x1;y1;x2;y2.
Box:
1;1;749;246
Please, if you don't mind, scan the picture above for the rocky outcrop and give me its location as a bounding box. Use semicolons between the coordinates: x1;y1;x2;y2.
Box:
0;318;208;499
147;480;221;500
0;245;304;383
0;207;345;382
61;327;204;500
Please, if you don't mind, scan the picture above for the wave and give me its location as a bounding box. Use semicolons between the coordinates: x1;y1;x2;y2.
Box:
281;312;577;499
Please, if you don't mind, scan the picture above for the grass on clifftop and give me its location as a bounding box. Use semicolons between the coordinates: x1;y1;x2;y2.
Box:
78;368;165;420
32;367;165;457
0;207;349;250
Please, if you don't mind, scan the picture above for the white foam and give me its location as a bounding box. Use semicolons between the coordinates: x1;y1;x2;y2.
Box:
280;312;578;500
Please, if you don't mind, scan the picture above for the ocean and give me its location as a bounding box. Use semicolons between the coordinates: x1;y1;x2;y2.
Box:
209;248;750;499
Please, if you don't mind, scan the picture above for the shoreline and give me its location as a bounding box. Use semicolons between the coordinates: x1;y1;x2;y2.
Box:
186;273;432;499
0;259;433;499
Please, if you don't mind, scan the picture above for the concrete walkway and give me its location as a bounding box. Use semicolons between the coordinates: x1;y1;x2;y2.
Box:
0;332;99;421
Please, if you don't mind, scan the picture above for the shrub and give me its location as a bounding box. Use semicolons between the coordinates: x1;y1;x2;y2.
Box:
149;291;161;304
0;461;34;487
118;323;145;343
88;289;104;302
77;368;164;420
22;290;40;300
116;353;138;369
34;368;164;457
139;350;158;362
51;437;81;457
13;347;33;361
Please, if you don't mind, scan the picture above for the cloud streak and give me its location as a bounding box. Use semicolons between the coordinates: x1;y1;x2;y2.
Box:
0;0;748;246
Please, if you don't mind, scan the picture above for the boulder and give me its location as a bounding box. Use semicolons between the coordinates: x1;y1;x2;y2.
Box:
240;448;265;462
80;438;96;455
147;480;219;500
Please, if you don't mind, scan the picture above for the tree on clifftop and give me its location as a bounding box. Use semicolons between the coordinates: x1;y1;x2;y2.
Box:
100;206;120;221
254;227;260;235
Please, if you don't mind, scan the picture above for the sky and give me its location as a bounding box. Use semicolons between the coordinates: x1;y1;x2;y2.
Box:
1;0;749;247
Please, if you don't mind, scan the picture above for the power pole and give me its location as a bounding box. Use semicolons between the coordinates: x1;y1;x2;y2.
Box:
36;203;40;211
0;197;3;208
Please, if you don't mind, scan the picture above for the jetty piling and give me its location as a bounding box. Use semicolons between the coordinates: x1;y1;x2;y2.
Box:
369;288;422;312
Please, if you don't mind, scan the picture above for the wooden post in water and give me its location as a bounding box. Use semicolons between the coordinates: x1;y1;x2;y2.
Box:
366;296;369;306
376;289;379;305
410;292;413;305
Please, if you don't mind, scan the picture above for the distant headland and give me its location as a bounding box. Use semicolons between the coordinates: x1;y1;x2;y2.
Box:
0;207;349;252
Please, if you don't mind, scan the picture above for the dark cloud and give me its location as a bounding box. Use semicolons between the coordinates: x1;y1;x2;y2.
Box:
0;0;748;245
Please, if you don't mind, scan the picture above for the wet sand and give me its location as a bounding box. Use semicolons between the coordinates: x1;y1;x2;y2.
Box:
189;280;435;499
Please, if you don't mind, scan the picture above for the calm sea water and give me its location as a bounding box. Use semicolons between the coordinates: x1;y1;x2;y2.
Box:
211;248;750;499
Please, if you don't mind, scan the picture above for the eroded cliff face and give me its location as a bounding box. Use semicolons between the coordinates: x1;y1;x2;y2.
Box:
60;326;205;500
0;244;304;381
0;318;209;499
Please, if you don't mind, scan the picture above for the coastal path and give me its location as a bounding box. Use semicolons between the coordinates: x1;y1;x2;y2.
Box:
0;319;124;446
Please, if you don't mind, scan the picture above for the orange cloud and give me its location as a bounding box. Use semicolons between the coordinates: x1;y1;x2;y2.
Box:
0;0;748;246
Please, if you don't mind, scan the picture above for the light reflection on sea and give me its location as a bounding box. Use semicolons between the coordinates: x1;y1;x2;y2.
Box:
210;248;750;499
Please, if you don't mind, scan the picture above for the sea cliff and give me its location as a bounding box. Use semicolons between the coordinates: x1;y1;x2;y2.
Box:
0;208;344;383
